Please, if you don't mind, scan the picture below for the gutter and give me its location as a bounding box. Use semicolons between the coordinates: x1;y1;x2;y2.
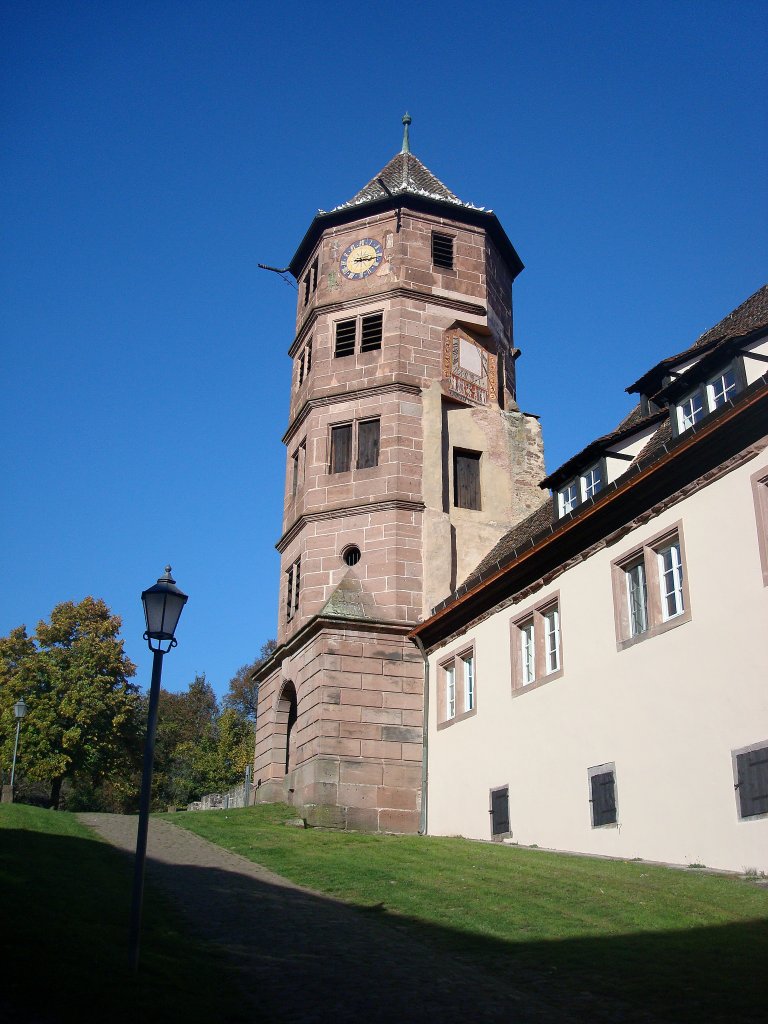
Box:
411;632;430;836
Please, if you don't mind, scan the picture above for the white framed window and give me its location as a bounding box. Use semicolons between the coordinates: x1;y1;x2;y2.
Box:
625;559;648;637
511;595;563;693
581;462;603;500
657;541;684;620
446;663;456;719
520;619;535;685
676;390;705;432
438;643;478;726
707;366;737;409
558;481;579;517
462;652;475;711
543;606;560;673
556;460;606;518
612;523;691;649
674;359;744;434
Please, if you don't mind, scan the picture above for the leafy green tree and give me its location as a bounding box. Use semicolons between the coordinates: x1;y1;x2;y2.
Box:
152;671;260;809
223;639;276;720
0;598;140;809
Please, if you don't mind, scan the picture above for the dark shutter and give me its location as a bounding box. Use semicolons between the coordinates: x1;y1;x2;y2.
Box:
293;558;300;614
357;419;380;469
311;257;318;293
491;787;510;836
330;424;352;473
360;312;383;352
736;746;768;818
305;338;312;374
454;450;481;510
291;451;299;496
286;564;294;620
590;771;617;826
432;232;454;269
335;318;356;357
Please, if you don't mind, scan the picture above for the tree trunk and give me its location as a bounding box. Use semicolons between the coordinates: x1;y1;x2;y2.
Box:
50;776;63;810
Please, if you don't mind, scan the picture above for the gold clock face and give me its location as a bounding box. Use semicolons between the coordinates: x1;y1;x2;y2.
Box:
339;237;383;280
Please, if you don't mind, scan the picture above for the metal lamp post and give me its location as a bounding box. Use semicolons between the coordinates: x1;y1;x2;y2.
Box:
129;566;188;971
10;697;28;796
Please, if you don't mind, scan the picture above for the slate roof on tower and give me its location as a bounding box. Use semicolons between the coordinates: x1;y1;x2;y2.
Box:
288;115;523;280
334;151;473;210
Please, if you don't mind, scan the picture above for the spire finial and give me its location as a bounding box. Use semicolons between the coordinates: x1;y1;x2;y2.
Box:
401;111;412;154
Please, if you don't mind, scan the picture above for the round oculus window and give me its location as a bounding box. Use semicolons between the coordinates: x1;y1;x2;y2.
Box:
343;546;361;567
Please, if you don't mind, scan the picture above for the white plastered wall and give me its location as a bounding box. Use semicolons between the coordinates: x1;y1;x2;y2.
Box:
426;443;768;872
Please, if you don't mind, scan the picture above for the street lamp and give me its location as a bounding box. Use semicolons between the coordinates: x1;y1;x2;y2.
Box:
129;566;188;971
10;697;28;795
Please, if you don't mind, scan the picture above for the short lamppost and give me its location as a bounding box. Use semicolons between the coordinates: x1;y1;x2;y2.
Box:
10;697;28;797
129;566;188;971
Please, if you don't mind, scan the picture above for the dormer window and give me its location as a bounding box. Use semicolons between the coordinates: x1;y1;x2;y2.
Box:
558;481;579;517
673;360;743;435
707;366;738;409
582;462;603;500
556;460;605;518
677;390;705;432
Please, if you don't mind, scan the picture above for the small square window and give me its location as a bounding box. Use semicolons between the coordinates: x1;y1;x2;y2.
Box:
357;419;380;470
733;742;768;820
454;449;481;510
490;785;510;838
588;763;618;827
438;644;477;726
612;524;691;649
511;596;563;693
432;232;454;270
330;424;352;473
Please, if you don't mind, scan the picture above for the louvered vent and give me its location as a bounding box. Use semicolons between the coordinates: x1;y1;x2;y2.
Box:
334;318;356;357
360;312;383;352
432;232;454;269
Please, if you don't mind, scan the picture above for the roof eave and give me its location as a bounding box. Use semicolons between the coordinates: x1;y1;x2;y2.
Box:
288;194;524;280
411;378;768;651
540;410;667;490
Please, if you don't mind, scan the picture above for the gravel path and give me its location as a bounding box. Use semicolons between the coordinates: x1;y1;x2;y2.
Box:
77;814;648;1024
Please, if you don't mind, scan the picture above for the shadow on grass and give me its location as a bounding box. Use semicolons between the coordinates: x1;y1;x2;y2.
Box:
2;825;767;1024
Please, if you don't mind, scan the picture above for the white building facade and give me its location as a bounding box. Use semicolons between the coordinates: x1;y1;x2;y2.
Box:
413;285;768;873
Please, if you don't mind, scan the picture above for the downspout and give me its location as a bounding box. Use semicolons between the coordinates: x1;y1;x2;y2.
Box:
412;633;429;836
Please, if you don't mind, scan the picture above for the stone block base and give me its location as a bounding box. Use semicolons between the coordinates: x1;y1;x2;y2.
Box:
253;754;421;833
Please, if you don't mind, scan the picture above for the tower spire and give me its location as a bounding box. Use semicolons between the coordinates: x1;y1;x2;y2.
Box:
401;111;412;154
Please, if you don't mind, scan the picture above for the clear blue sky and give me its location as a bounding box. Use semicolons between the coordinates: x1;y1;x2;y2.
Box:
2;1;766;699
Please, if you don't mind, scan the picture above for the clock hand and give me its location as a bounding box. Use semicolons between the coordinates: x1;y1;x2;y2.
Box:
353;254;375;263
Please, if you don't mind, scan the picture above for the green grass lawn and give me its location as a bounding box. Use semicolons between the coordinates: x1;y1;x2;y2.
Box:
170;803;768;1024
0;804;247;1024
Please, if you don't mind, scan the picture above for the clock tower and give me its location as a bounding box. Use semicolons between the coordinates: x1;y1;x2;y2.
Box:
253;116;545;831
